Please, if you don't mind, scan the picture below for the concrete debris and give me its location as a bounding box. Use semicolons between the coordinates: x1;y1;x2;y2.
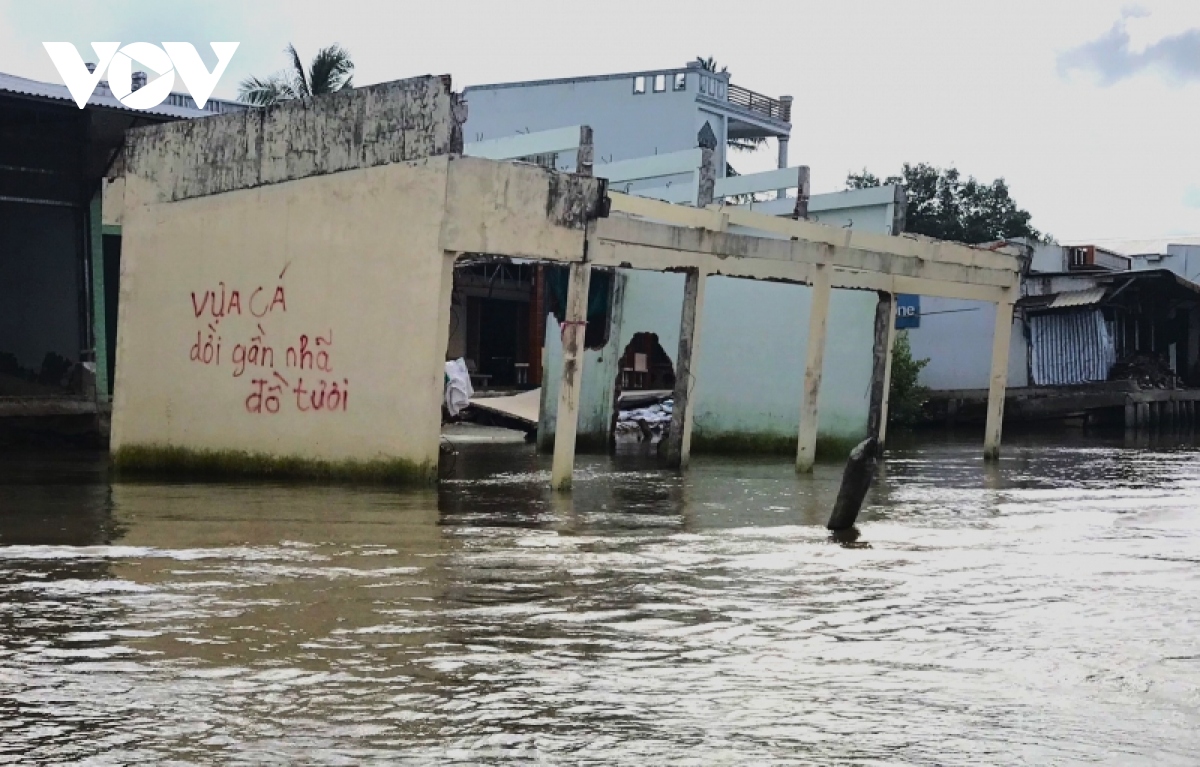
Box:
616;400;674;436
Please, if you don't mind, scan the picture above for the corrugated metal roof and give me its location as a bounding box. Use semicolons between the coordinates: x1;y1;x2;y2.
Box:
1030;309;1115;386
0;71;222;119
1049;287;1107;309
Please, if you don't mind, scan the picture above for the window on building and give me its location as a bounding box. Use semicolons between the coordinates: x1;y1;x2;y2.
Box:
633;76;646;94
653;74;666;92
674;73;687;91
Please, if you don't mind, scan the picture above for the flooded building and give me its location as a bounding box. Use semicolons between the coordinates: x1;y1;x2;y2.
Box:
462;62;910;455
0;70;242;443
108;75;1020;485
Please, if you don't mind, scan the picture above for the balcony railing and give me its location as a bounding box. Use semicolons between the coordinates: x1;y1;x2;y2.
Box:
726;83;791;123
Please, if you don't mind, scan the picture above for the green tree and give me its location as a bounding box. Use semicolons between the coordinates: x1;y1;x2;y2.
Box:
239;44;354;106
847;163;1045;244
888;331;930;428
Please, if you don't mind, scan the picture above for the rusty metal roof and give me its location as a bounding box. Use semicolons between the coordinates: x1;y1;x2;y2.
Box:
1049;287;1107;309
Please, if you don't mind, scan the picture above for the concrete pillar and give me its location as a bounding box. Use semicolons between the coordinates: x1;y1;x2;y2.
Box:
576;126;594;177
1125;400;1136;432
1137;401;1150;429
797;257;833;472
983;297;1015;461
550;261;592;491
876;293;899;447
793;166;811;220
696;146;715;208
665;269;707;469
88;188;109;401
775;117;791;199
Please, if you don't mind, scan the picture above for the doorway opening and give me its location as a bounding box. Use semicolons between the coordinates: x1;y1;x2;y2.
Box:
446;261;538;391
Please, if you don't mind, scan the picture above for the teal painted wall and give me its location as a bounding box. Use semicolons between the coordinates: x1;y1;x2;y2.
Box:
691;278;875;447
538;191;896;453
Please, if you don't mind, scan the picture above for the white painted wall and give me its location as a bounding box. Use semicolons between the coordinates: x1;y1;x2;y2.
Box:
1030;243;1064;273
1129;244;1200;279
906;297;1029;391
692;279;877;445
464;71;712;178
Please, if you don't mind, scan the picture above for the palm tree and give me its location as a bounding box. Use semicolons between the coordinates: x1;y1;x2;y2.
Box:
239;44;354;106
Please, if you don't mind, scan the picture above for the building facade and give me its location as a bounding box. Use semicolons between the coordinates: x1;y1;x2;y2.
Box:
0;70;244;440
461;62;916;455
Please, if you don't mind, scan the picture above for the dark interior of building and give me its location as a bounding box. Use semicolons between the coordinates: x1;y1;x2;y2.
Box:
0;99;87;397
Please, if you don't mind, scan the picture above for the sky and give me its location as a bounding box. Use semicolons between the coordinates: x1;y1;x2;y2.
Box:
1;0;1198;242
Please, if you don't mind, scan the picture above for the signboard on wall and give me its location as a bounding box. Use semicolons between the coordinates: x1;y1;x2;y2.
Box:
895;294;920;329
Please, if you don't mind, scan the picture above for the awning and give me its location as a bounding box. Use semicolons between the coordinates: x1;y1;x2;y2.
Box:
1049;287;1107;309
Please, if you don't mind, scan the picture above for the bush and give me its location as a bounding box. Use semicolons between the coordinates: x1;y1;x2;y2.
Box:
889;331;930;428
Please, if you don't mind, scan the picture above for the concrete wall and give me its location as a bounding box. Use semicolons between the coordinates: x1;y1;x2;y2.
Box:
113;156;456;475
539;189;899;453
693;280;876;448
906;297;1029;391
540;270;879;452
0;203;81;374
112;78;604;480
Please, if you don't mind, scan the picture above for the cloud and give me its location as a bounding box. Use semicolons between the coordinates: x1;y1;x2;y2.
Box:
1058;9;1200;85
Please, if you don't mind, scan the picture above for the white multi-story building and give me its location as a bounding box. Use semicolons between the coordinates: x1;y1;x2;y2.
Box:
464;61;793;187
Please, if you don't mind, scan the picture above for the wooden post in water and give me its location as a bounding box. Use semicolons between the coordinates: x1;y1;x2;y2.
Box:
665;268;707;469
827;437;879;531
983;297;1015;461
550;261;592;491
797;249;833;473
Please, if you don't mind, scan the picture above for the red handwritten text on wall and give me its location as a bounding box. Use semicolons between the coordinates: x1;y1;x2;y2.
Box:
186;271;349;415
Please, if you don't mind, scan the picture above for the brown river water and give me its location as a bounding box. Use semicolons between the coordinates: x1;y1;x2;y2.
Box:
1;431;1198;765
